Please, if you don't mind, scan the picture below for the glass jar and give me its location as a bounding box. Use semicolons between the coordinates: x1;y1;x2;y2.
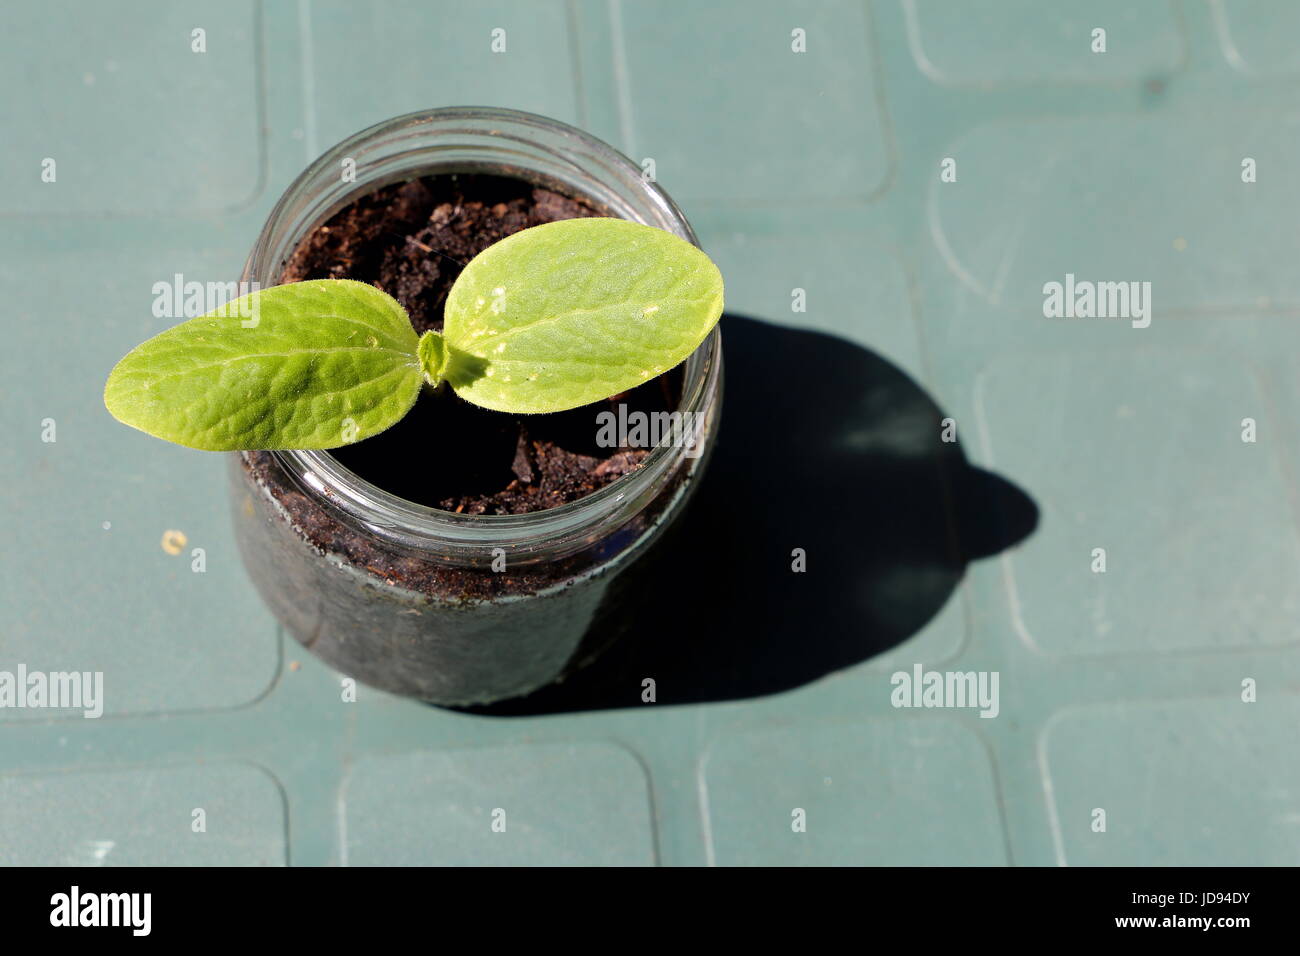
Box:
229;108;723;706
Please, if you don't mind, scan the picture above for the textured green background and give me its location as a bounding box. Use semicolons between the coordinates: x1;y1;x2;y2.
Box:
2;0;1298;866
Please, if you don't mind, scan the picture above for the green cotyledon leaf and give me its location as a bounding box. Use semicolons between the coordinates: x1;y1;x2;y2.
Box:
431;217;724;414
104;279;421;450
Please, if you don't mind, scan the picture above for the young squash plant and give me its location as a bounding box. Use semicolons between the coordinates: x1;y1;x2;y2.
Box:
105;218;724;450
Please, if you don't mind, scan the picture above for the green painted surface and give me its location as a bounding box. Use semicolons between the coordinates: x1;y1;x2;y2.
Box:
341;743;658;866
1;0;1297;866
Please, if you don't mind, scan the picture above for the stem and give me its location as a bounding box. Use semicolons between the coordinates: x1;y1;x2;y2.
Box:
417;330;448;387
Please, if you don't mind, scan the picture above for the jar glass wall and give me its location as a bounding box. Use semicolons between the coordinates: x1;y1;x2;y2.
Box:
229;108;723;706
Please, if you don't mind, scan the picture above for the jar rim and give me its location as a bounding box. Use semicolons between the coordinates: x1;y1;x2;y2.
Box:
242;106;722;560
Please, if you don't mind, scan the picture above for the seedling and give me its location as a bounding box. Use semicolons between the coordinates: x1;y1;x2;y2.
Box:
105;218;724;450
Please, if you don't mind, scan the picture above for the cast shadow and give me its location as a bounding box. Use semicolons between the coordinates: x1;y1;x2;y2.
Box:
463;314;1038;715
